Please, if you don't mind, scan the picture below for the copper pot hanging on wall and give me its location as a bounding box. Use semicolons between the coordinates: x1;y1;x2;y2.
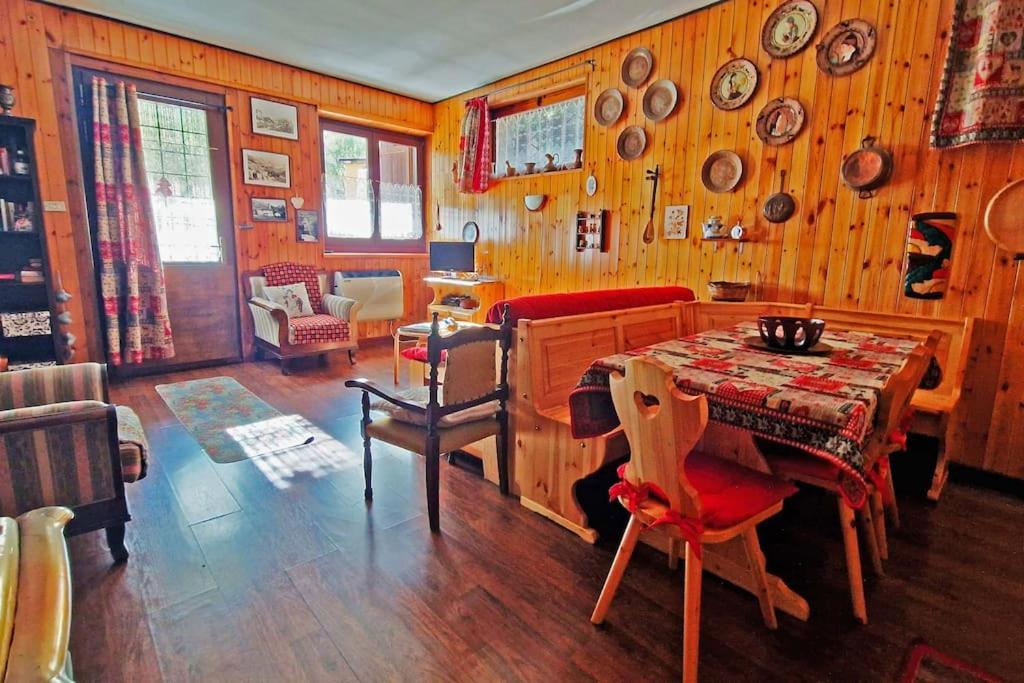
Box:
841;136;893;198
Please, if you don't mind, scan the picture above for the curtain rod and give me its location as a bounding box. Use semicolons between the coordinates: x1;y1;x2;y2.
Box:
138;91;232;113
479;59;596;100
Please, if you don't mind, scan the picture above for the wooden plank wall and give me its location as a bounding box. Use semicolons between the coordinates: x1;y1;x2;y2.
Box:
430;0;1024;479
0;0;434;353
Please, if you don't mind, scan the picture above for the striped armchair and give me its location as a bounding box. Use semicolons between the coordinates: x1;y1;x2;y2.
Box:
0;363;147;562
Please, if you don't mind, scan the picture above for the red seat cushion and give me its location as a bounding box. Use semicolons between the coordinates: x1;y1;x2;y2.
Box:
399;347;448;363
289;314;349;345
685;451;798;529
264;262;324;314
486;286;696;326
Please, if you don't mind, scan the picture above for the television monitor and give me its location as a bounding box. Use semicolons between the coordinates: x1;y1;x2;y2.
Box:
429;242;475;273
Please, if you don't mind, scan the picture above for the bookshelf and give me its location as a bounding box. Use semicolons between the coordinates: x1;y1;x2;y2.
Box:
0;115;72;371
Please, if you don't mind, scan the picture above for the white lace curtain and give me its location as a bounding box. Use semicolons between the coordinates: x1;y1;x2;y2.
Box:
494;96;585;171
379;181;423;240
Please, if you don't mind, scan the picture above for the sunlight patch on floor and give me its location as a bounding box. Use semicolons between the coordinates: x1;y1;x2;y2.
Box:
226;414;359;488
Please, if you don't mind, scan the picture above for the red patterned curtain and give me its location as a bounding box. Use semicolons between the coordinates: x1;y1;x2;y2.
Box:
931;0;1024;148
456;97;491;193
91;77;174;365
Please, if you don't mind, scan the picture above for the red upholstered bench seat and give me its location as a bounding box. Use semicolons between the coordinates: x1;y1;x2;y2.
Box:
486;286;696;326
399;347;448;363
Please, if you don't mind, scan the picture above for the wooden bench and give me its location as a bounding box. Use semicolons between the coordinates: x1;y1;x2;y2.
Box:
514;303;687;542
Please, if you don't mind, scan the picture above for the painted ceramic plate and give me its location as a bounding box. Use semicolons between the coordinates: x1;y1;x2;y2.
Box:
756;97;806;145
701;150;744;193
586;174;598;197
642;79;679;122
622;47;654;87
594;88;625;127
816;19;877;76
762;0;819;58
617;126;648;160
710;58;759;110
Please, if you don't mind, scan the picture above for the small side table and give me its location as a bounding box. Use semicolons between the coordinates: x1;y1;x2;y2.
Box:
392;320;480;385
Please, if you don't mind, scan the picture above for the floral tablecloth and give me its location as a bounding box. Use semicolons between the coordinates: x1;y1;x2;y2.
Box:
568;323;928;506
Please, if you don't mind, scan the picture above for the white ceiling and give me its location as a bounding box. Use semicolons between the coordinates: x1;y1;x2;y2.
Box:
54;0;716;102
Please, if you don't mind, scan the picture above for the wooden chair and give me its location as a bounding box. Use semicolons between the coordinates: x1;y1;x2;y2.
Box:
590;357;798;683
762;331;940;624
344;307;513;532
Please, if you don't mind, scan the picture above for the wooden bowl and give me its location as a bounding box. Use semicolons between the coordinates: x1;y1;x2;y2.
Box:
757;316;825;351
707;281;750;301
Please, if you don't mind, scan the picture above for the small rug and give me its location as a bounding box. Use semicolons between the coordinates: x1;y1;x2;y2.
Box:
899;639;1003;682
156;376;315;464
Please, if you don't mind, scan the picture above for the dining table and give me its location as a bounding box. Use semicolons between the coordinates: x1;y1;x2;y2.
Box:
567;320;935;620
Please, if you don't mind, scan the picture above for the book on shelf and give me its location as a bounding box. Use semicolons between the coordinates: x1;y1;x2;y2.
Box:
0;199;34;232
19;271;44;284
0;273;16;281
0;149;9;176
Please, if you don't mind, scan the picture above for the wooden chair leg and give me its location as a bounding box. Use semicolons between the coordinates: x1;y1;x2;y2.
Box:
106;523;129;564
591;515;644;624
281;358;291;375
667;538;680;570
886;468;901;529
682;541;703;683
496;408;510;496
360;393;373;501
858;503;884;576
838;499;868;624
425;432;441;533
741;528;778;630
348;348;356;365
870;490;888;560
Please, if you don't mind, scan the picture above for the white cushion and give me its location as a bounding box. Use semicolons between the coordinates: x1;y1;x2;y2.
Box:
370;385;497;427
262;282;314;318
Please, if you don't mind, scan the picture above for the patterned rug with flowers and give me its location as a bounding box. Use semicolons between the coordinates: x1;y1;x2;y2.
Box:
156;376;314;464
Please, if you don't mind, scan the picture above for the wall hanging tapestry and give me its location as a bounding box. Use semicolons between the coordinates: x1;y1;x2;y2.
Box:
904;212;956;300
931;0;1024;148
91;77;174;365
456;97;491;193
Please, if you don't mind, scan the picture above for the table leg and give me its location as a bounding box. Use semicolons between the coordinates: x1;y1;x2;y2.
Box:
393;333;401;385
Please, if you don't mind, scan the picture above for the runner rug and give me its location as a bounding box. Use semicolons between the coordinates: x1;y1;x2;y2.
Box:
156;376;314;464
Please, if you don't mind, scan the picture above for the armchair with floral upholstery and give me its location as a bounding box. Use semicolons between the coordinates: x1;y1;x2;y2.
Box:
246;262;362;374
0;362;148;563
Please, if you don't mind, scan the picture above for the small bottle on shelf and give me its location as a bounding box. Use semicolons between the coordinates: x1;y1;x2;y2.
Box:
12;148;29;175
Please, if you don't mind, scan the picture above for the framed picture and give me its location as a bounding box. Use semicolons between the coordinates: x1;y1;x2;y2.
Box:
251;197;288;222
250;97;298;140
664;204;689;239
242;149;291;188
296;209;320;243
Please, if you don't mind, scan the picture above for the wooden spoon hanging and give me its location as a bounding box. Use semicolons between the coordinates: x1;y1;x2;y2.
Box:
643;165;661;244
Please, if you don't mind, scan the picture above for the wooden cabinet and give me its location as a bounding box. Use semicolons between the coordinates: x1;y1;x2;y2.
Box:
424;277;504;324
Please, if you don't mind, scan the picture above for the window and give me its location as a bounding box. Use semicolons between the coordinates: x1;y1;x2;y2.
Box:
138;98;222;262
493;94;585;172
321;121;425;253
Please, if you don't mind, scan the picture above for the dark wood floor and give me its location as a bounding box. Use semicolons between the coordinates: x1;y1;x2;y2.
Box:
66;341;1024;682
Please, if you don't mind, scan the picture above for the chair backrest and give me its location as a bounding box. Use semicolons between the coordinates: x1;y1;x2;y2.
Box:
0;362;107;410
867;331;942;458
609;356;708;520
424;306;513;422
245;273;328;301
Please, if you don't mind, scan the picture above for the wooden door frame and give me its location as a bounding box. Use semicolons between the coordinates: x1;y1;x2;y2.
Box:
62;54;242;374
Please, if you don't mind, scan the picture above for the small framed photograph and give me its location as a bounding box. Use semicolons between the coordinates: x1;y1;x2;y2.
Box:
250;97;298;140
242;149;291;188
251;197;288;222
664;204;690;239
296;209;320;242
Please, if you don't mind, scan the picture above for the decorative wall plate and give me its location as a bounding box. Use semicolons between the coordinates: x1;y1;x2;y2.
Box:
710;58;759;110
642;80;679;122
816;19;877;76
461;221;479;243
985;179;1024;254
762;0;819;58
586;174;599;197
616;126;648;161
593;88;625;127
701;150;744;193
621;47;654;87
756;97;806;145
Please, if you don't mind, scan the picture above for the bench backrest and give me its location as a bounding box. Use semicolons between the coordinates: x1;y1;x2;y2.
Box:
680;301;815;334
518;303;686;414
